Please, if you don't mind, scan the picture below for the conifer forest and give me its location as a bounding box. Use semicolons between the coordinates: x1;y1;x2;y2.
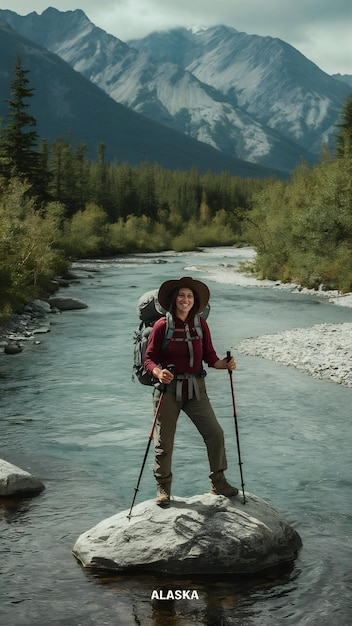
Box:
1;58;351;317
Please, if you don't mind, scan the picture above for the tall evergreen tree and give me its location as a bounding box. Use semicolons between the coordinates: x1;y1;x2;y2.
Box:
0;56;47;197
90;142;113;217
335;94;352;157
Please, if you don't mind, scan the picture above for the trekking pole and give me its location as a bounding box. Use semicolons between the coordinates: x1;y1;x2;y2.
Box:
127;365;174;520
226;351;246;504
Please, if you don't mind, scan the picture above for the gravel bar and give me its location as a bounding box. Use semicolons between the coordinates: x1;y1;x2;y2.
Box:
236;322;352;387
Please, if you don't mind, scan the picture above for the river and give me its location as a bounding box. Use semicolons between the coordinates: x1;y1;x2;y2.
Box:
1;247;351;626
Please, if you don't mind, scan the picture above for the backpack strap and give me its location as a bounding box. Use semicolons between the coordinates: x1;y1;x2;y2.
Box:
161;311;174;352
161;313;203;367
194;314;203;340
187;314;203;367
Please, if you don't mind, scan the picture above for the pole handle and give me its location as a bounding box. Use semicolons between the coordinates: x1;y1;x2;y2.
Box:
226;350;231;362
154;364;175;391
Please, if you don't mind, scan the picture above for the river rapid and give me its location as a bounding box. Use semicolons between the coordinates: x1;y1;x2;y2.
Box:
1;247;351;626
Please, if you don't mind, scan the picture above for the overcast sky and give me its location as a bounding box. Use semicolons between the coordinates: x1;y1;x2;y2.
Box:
0;0;351;75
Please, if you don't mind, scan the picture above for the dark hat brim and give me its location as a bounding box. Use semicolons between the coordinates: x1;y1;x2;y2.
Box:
158;276;210;313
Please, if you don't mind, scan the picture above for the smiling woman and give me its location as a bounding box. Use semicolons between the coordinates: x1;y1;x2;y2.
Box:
175;287;195;318
143;276;238;506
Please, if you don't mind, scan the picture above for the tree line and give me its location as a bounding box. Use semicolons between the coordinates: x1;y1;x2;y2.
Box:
0;57;351;318
245;95;352;294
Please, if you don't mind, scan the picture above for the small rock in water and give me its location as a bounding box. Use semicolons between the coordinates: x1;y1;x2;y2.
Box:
4;341;23;355
48;297;88;311
0;459;45;496
32;326;51;334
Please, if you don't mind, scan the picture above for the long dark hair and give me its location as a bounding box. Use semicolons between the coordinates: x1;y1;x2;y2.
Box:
168;288;200;318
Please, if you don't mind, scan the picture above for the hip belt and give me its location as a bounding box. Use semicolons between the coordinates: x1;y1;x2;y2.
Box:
175;370;206;401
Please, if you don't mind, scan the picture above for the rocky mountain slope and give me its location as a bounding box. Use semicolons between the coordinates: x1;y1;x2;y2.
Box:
333;74;352;88
129;25;350;155
0;19;274;177
3;8;348;173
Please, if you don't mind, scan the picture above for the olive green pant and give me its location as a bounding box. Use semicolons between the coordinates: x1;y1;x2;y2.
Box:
152;378;228;484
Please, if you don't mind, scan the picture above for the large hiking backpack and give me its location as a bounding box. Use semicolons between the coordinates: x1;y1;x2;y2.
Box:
132;289;209;386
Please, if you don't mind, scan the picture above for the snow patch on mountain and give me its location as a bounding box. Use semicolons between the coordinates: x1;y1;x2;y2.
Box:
305;96;331;129
187;25;212;35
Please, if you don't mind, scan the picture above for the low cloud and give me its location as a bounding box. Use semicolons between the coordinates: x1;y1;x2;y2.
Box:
1;0;351;74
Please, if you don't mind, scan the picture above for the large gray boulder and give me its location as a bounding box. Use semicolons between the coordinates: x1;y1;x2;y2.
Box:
73;493;302;575
24;299;51;315
48;296;88;311
0;459;45;496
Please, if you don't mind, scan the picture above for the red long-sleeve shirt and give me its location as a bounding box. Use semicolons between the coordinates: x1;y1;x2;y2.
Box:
143;315;219;376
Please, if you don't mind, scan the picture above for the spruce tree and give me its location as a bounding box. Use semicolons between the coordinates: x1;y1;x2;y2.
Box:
0;56;47;196
335;94;352;157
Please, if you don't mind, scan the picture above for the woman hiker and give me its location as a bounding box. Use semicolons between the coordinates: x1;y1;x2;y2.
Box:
143;276;239;506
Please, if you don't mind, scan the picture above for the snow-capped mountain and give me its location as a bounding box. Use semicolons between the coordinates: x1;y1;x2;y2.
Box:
1;8;350;173
129;25;351;155
0;19;272;177
0;8;306;173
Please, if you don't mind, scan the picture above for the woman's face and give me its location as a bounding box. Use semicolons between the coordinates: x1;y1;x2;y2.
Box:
175;288;194;318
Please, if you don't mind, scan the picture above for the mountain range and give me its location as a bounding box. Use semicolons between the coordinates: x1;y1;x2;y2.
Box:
0;19;270;178
0;7;351;176
333;74;352;88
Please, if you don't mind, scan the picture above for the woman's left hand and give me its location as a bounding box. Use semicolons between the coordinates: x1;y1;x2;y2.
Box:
215;356;236;370
224;355;236;370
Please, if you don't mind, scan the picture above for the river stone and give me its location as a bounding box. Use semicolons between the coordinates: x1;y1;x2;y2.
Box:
0;459;45;496
4;341;23;354
72;492;302;575
48;296;88;311
24;299;51;315
32;326;51;334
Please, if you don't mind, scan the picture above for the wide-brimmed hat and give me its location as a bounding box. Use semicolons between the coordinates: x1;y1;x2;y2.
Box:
158;276;210;313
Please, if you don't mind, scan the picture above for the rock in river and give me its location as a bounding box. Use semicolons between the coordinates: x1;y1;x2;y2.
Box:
48;296;88;311
72;492;302;575
0;459;45;496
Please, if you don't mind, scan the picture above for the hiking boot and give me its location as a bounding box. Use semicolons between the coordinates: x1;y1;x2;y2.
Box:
156;482;171;507
209;471;238;497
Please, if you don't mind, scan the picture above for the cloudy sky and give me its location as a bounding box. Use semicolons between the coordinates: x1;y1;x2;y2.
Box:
0;0;351;75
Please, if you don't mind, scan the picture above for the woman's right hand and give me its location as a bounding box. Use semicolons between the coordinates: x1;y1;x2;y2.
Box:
153;367;174;384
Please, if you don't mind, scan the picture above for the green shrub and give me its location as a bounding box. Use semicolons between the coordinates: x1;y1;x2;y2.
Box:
244;151;352;292
0;177;67;314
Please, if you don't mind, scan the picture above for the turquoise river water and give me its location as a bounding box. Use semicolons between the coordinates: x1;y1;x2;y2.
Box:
0;247;351;626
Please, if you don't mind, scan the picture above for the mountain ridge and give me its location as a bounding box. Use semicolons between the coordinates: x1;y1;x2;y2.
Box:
333;73;352;88
0;7;331;173
0;19;277;177
129;24;350;154
1;8;350;174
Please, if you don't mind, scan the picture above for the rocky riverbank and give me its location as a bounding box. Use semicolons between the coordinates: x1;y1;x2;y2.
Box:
227;261;352;388
0;268;91;353
0;299;52;353
202;249;352;388
236;322;352;388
